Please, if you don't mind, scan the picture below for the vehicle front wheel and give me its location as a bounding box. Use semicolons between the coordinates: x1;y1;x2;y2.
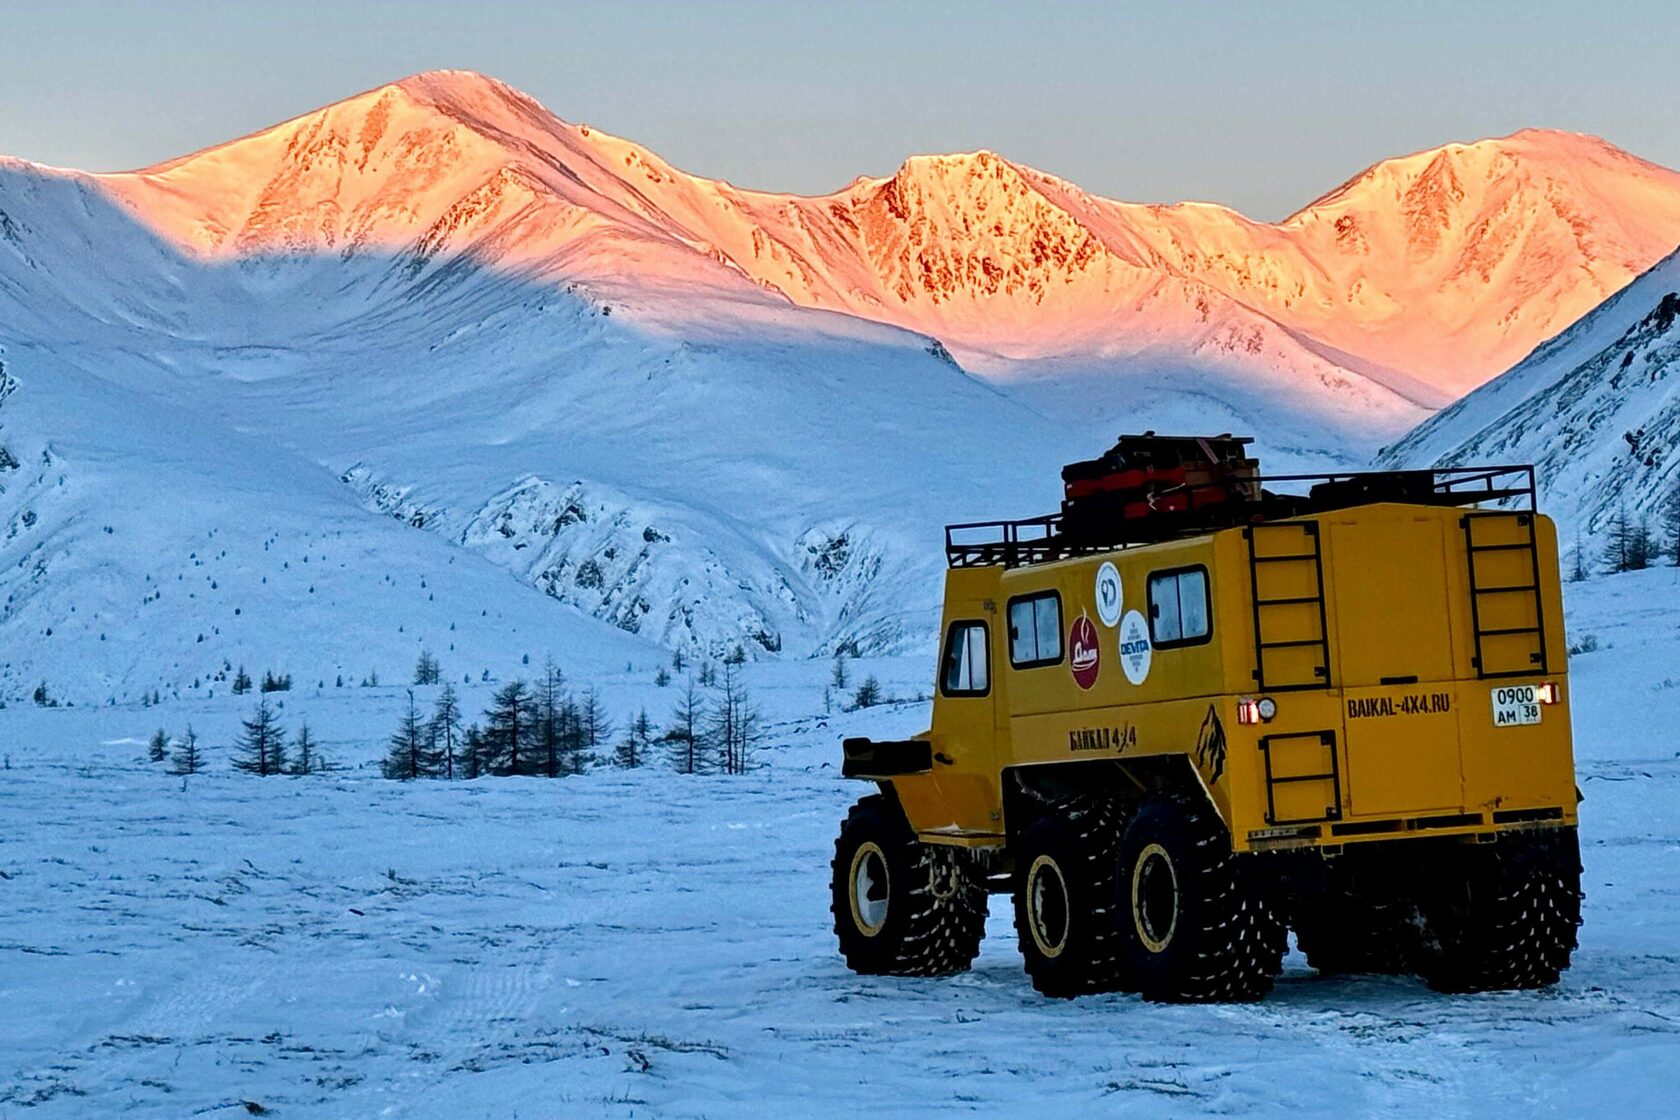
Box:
831;793;988;977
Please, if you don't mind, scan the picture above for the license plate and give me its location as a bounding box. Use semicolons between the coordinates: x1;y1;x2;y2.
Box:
1491;685;1542;727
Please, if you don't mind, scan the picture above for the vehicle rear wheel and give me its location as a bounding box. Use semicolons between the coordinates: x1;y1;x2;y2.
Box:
1292;891;1418;976
1012;794;1128;998
831;793;988;977
1415;827;1583;993
1114;792;1286;1002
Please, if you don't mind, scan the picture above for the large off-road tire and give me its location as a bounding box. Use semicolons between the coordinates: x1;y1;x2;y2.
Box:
831;793;988;977
1113;791;1287;1003
1012;794;1129;998
1415;827;1583;994
1292;891;1418;976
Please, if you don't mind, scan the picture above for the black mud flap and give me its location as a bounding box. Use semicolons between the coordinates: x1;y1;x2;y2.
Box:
842;737;933;779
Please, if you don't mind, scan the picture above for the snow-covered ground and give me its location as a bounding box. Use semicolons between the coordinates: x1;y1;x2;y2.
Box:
2;569;1676;1117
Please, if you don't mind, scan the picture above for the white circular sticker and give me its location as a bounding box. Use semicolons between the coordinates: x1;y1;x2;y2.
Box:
1095;562;1123;628
1119;610;1153;685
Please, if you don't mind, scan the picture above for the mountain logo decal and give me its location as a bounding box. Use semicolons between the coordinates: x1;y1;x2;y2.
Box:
1196;704;1227;785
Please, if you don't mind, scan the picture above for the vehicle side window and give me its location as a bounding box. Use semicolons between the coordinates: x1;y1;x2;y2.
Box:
940;621;990;696
1148;566;1212;647
1008;592;1063;668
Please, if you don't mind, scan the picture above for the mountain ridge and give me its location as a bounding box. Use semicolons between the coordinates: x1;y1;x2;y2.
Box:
54;69;1680;402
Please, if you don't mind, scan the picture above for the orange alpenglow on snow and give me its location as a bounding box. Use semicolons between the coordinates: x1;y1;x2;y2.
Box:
62;70;1680;400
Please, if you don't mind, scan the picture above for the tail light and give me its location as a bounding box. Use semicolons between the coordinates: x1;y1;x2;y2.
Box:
1537;681;1561;705
1238;697;1278;725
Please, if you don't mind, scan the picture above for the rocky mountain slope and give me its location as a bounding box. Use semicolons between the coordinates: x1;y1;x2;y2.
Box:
1380;246;1680;557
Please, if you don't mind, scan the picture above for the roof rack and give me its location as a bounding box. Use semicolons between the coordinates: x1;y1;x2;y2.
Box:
945;459;1536;570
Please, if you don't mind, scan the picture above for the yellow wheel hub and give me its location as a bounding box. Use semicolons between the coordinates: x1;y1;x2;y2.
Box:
1026;854;1072;959
849;842;890;937
1131;842;1179;953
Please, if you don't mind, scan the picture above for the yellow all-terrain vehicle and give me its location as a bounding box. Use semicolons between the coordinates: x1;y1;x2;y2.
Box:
832;435;1582;1001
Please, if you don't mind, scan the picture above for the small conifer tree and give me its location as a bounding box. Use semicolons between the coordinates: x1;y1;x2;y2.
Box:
1630;517;1655;571
483;680;537;776
231;699;287;776
414;649;441;686
615;709;653;768
382;691;432;780
535;660;567;778
291;723;319;775
580;687;613;761
707;662;760;775
430;683;464;780
148;728;170;763
461;723;487;780
170;725;203;776
851;675;883;710
667;676;705;774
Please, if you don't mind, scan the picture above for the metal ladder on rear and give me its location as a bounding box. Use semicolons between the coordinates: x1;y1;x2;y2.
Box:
1462;511;1549;678
1244;522;1333;691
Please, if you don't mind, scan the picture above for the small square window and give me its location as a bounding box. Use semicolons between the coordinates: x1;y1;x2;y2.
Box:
1008;592;1063;668
1149;567;1212;647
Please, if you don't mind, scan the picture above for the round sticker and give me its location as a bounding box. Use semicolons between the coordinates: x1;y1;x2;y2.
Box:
1095;562;1122;628
1119;610;1152;685
1069;613;1101;690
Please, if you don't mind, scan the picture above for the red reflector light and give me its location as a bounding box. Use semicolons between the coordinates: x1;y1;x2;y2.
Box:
1238;699;1273;725
1538;681;1560;705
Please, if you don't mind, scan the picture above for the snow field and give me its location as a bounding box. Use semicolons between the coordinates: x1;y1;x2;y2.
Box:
2;571;1677;1117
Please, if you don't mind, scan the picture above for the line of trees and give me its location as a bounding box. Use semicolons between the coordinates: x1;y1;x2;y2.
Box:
137;648;772;780
382;656;762;780
1593;490;1680;575
141;701;326;777
227;666;294;695
1568;483;1680;579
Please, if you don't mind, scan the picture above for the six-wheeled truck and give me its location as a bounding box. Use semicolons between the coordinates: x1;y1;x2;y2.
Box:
832;435;1583;1001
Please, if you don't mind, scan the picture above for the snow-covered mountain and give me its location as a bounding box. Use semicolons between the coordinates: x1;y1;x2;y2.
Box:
95;73;1680;404
4;70;1680;697
0;145;1073;698
1380;245;1680;549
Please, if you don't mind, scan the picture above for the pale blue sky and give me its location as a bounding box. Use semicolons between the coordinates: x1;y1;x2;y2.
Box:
4;0;1677;219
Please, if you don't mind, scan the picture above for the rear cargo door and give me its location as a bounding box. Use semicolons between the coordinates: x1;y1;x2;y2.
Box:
1328;515;1463;816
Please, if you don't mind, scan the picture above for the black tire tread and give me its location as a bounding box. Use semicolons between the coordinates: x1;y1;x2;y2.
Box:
1012;793;1129;998
1120;791;1287;1003
1418;827;1583;994
831;794;988;977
